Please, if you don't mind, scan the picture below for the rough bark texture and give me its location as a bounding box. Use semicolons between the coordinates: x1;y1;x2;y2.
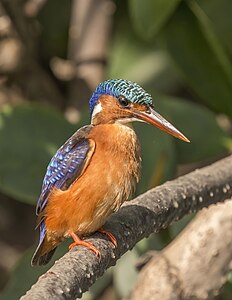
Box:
21;155;232;299
129;200;232;300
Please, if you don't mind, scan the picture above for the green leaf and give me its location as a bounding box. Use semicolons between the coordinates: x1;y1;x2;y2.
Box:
134;122;177;195
189;1;232;84
129;0;181;40
108;15;183;92
155;94;229;164
0;105;77;204
161;2;232;116
195;0;232;58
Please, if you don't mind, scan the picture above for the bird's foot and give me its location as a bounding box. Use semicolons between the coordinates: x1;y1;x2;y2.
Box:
98;227;117;247
68;230;100;257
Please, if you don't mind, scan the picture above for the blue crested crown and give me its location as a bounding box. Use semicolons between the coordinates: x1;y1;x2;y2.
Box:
89;79;153;114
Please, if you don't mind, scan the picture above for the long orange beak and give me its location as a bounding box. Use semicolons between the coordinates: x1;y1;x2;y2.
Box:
133;107;190;143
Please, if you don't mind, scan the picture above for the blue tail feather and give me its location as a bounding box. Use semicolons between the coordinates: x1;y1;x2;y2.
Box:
31;222;56;266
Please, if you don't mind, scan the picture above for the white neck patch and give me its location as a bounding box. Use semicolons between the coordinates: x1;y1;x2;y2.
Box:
91;102;102;122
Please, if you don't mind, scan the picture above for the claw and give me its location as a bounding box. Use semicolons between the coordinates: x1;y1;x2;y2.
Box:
98;228;117;247
68;230;100;257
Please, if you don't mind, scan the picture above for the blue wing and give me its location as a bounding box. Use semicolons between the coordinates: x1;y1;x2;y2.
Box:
36;125;95;215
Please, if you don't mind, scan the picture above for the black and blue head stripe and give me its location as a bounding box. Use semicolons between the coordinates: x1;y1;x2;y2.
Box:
89;79;153;114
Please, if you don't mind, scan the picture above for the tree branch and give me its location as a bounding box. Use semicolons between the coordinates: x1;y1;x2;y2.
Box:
128;200;232;300
21;155;232;299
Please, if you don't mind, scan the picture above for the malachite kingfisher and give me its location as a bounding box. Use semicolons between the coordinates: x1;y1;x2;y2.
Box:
31;79;189;266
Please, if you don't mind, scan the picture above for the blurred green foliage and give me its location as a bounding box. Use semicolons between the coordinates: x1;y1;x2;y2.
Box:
1;0;232;299
0;105;76;204
161;2;232;116
129;0;182;40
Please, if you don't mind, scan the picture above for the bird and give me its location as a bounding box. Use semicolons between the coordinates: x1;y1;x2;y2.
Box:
31;79;189;266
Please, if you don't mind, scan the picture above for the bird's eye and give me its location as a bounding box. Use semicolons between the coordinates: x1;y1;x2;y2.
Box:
118;95;129;107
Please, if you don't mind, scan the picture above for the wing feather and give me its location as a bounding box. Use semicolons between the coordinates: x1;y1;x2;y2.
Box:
36;125;95;215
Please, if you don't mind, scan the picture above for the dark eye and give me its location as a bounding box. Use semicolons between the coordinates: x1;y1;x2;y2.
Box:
118;95;129;107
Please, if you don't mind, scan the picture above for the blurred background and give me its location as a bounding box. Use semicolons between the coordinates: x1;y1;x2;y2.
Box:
0;0;232;299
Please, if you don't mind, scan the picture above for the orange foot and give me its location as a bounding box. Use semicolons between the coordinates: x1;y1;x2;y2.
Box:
68;230;100;257
98;227;117;247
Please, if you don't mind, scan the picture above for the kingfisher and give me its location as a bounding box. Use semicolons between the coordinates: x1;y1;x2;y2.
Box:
31;79;189;266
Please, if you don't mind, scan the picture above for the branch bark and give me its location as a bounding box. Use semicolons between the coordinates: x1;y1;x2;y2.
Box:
21;155;232;299
128;200;232;300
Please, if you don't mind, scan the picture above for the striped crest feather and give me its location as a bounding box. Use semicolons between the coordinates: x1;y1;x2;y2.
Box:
89;79;153;114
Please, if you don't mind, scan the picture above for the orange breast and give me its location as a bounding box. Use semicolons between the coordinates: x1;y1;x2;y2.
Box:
44;123;141;238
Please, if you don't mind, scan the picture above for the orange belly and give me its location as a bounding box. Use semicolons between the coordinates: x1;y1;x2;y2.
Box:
44;123;141;239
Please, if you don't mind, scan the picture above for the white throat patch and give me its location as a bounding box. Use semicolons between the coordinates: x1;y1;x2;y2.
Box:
91;102;102;121
116;117;145;124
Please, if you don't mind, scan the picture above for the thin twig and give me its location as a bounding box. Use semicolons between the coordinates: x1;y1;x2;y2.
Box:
21;155;232;299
